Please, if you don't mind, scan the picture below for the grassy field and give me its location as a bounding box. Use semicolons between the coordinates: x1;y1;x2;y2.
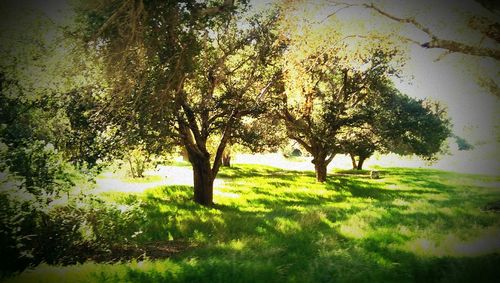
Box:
6;164;500;283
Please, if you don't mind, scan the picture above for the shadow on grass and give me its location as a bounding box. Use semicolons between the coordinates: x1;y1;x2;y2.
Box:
325;175;443;203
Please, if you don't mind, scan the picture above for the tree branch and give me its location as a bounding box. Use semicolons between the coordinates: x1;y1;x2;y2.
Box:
289;134;313;153
325;152;336;165
469;16;500;43
421;38;500;60
180;99;206;151
328;1;500;61
364;3;434;38
94;0;133;40
177;115;203;158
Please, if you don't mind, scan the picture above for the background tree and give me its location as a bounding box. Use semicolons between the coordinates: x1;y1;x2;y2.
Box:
275;10;401;182
278;47;399;181
221;112;288;167
373;89;452;159
453;134;475;151
338;86;452;170
337;127;379;170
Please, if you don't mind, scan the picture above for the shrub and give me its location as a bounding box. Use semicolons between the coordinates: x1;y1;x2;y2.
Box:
0;191;144;275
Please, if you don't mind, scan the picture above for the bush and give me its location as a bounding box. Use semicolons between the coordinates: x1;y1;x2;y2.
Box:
0;193;36;274
0;191;144;275
0;140;78;200
124;145;170;178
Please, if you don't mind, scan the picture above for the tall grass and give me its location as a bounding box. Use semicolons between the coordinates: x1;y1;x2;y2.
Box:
6;165;500;283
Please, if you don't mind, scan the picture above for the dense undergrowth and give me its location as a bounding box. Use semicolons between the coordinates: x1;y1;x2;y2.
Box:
3;164;500;282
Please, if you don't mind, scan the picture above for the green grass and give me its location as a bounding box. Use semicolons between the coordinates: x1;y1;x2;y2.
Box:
6;165;500;283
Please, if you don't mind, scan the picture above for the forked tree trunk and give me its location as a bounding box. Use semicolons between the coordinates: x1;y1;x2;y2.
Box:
311;149;334;183
314;160;327;182
349;153;357;170
187;151;214;206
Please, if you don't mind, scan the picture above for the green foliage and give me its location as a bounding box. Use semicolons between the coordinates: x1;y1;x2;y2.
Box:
232;114;288;154
63;87;113;168
338;86;452;169
0;71;77;197
0;191;145;274
1;76;114;210
1;140;78;197
373;89;452;159
0;55;142;274
124;146;150;178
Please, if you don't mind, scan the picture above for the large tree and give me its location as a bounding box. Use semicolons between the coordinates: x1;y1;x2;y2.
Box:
78;0;282;205
274;3;406;182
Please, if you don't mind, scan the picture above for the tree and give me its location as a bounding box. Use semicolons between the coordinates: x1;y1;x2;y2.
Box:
338;127;378;170
453;134;475;151
274;3;407;181
78;0;282;205
374;89;452;159
277;36;399;181
0;0;107;197
338;86;452;170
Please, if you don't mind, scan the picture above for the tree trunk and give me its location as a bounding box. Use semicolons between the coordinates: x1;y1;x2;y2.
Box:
314;161;327;182
190;155;214;206
222;153;231;167
357;156;366;170
310;148;334;183
349;153;357;170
